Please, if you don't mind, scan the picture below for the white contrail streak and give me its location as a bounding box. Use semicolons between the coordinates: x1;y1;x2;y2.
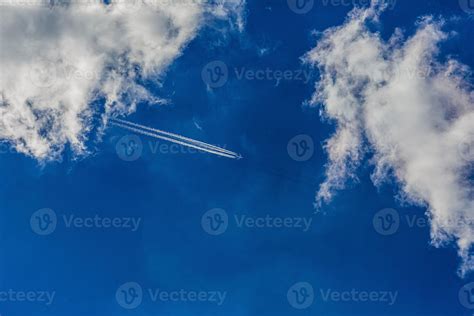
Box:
111;117;237;156
111;121;239;159
110;119;242;159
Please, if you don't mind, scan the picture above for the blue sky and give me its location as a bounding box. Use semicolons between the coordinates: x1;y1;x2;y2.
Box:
0;1;473;315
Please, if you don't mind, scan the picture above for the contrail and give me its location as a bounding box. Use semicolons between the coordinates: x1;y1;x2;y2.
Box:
111;121;239;159
111;117;238;156
110;118;242;160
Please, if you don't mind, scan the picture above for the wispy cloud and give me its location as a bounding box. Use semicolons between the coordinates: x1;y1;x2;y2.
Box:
0;0;245;161
305;1;474;276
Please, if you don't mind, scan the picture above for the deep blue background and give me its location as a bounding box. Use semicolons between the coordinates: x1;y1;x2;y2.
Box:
0;1;473;315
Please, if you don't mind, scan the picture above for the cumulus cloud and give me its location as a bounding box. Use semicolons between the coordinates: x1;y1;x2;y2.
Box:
305;1;474;276
0;0;245;160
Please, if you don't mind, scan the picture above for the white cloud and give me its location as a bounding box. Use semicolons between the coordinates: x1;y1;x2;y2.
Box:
305;2;474;276
0;0;245;160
